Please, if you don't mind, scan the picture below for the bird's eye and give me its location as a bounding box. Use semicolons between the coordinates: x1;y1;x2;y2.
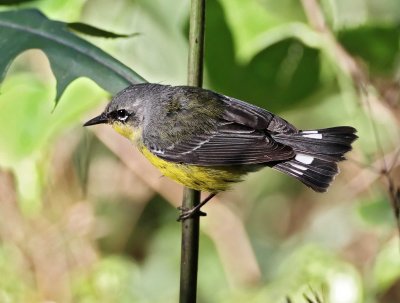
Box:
116;109;130;121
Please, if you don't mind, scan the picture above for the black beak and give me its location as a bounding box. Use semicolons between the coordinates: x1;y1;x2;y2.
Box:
83;113;108;127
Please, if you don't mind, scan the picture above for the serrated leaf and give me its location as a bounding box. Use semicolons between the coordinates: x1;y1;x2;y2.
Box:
0;0;36;5
0;9;146;103
67;22;139;39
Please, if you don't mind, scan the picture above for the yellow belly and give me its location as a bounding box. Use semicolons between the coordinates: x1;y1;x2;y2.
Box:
140;145;244;192
111;122;245;192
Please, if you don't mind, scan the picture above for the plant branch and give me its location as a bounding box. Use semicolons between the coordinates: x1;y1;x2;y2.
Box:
179;1;206;303
187;0;206;87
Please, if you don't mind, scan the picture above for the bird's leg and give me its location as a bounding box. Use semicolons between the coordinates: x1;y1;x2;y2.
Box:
177;193;217;221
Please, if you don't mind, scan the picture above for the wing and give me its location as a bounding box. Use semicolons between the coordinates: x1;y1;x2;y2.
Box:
145;122;295;166
221;96;298;133
143;88;297;166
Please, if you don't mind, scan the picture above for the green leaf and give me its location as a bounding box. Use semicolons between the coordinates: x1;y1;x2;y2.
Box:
205;1;321;112
373;238;400;292
81;0;189;84
73;256;141;302
0;8;146;103
270;245;363;303
0;0;36;5
322;0;400;30
338;25;400;74
0;245;33;302
258;0;307;22
0;73;107;214
218;0;307;62
357;195;394;226
0;73;106;166
218;0;282;59
67;22;139;39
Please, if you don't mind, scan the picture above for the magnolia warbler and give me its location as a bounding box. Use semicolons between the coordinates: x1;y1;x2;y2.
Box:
84;83;357;219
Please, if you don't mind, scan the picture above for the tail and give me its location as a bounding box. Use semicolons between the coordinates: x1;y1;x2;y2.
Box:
270;126;357;192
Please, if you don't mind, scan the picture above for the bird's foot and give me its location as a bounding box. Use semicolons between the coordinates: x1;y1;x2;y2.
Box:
177;206;207;221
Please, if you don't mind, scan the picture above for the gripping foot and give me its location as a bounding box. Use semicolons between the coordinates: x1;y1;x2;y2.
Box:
177;207;207;221
176;193;216;221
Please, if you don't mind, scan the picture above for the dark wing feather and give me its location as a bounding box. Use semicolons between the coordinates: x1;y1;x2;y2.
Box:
147;120;295;166
222;96;298;133
143;88;297;166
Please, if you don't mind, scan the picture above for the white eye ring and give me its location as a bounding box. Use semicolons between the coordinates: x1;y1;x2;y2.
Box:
116;109;130;121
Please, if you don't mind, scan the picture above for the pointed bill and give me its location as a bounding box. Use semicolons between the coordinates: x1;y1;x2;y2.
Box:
83;112;108;126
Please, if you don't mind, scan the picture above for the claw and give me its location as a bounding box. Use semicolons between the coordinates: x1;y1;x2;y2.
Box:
177;207;207;221
176;193;216;221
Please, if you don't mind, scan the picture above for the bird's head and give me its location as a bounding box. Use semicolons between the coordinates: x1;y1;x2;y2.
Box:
83;85;147;140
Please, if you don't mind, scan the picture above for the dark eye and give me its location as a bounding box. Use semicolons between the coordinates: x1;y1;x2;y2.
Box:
116;109;130;121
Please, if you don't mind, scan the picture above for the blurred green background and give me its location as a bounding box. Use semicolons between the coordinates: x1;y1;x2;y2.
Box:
0;0;399;302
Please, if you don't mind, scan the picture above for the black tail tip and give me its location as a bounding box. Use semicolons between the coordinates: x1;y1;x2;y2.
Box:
274;126;358;192
273;156;339;192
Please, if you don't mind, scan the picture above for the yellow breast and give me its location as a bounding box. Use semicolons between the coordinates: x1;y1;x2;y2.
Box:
139;145;244;192
111;121;244;192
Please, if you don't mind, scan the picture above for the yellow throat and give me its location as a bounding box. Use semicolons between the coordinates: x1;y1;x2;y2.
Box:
111;121;141;142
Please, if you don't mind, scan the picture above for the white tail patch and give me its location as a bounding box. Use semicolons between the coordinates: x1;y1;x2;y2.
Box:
302;133;323;139
295;153;314;165
290;163;307;171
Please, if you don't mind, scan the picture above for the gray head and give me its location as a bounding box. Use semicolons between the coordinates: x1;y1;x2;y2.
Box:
83;83;168;128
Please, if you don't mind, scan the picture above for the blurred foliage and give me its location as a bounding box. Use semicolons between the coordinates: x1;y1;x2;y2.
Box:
205;0;321;112
0;0;399;303
338;25;400;75
0;72;106;214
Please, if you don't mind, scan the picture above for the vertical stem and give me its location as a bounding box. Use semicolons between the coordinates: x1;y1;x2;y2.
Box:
179;1;205;303
179;189;201;302
187;0;206;87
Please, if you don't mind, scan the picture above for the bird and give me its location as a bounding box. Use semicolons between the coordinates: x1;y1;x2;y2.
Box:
84;83;357;220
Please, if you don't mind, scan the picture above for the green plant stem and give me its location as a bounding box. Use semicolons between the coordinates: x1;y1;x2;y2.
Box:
187;0;205;87
179;188;201;302
179;0;205;303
